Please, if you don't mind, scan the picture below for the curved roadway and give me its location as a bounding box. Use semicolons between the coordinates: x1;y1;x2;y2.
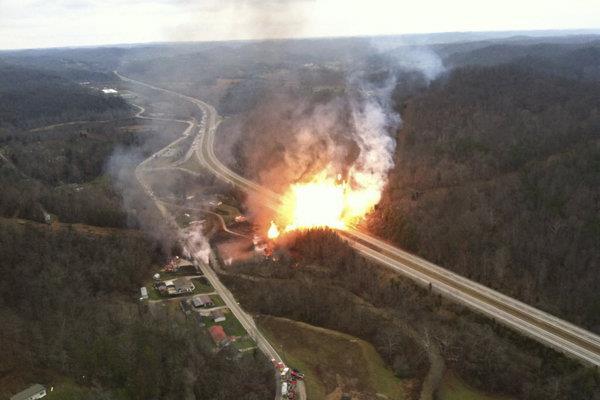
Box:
118;72;600;370
117;72;288;400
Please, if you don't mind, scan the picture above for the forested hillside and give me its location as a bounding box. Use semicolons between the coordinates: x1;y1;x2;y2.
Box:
0;219;274;399
0;64;129;128
0;57;275;399
444;40;600;81
222;229;600;400
369;55;600;332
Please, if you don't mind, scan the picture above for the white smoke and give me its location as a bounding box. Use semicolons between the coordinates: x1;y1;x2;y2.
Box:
181;226;211;264
392;46;445;82
343;73;399;211
370;37;446;82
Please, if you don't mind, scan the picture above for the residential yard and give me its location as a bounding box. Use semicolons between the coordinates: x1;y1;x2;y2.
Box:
210;294;225;306
258;315;408;400
190;277;214;294
232;337;257;351
144;276;213;301
197;308;256;350
143;281;163;300
203;310;248;337
438;372;513;400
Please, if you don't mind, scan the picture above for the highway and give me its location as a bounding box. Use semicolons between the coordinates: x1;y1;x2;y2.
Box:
118;73;289;400
183;76;600;368
119;70;600;379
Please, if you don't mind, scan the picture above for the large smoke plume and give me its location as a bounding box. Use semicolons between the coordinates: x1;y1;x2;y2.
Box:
108;1;446;254
225;44;444;224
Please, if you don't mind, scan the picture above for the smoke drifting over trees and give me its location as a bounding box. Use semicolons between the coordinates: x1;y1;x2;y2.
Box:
223;46;444;224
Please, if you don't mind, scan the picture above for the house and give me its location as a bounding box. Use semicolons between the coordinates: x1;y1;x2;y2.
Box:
10;384;46;400
208;325;228;346
173;278;195;294
191;295;214;308
163;278;195;296
140;287;148;300
211;309;226;322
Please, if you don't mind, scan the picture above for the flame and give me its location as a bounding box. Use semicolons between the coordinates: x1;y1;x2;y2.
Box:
278;168;382;232
267;220;280;239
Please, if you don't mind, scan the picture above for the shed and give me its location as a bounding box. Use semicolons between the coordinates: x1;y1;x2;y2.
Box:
10;384;46;400
211;309;226;322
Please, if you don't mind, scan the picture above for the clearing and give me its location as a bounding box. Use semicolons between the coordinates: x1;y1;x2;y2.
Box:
258;315;409;400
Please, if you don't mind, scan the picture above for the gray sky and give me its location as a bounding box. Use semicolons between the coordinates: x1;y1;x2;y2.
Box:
1;0;600;50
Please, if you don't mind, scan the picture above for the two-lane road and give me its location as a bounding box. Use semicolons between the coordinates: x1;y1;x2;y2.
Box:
119;73;289;399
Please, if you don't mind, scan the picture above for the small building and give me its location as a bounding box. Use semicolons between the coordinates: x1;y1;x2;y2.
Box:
211;309;226;323
191;295;214;308
180;300;191;315
208;325;228;346
10;384;46;400
156;281;167;295
140;287;148;300
193;312;205;327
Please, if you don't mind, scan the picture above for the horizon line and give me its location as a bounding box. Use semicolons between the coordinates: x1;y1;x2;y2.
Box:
2;27;600;53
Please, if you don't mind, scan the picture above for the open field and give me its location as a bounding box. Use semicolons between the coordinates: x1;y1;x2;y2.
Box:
258;315;408;400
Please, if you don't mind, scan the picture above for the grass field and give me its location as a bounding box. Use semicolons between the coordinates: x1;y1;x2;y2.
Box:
190;277;214;293
210;294;226;306
258;315;408;400
232;337;257;351
45;380;93;400
438;372;513;400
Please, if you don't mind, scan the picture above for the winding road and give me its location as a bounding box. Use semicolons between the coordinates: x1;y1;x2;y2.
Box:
117;72;290;400
182;74;600;368
118;70;600;395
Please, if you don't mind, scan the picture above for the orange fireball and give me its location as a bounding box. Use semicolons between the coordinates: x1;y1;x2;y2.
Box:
277;167;382;232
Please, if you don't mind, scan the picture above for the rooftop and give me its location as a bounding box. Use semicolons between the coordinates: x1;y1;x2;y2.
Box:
173;278;194;292
209;325;227;344
10;384;46;400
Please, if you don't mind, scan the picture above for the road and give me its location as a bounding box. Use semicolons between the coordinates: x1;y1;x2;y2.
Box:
119;69;600;387
178;75;600;368
118;73;290;400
